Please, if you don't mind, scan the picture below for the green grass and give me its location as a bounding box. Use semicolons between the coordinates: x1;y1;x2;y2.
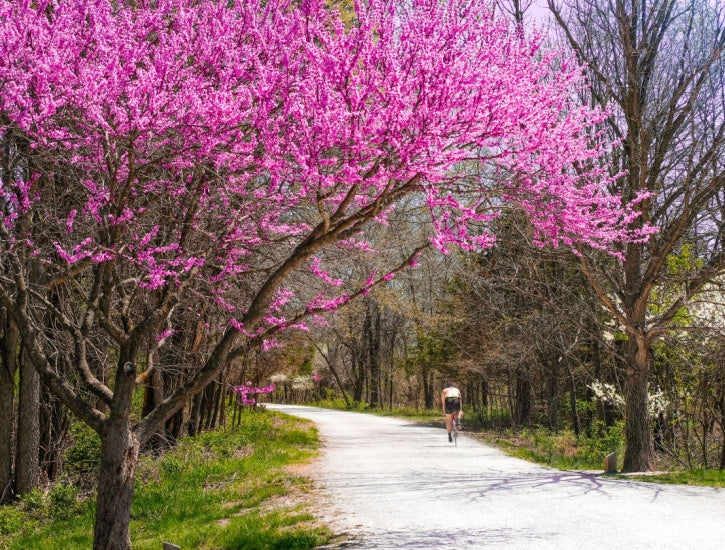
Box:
469;423;625;472
0;411;333;550
617;469;725;487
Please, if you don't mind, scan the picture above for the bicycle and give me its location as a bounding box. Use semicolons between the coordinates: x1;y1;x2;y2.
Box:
451;418;458;446
447;414;460;446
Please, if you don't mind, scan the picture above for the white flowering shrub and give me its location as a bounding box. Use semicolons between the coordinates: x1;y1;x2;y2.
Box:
291;376;314;392
270;373;288;385
589;380;670;418
588;381;625;409
648;386;669;416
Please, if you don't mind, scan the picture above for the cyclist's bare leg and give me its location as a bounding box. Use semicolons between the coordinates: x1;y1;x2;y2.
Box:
445;413;453;434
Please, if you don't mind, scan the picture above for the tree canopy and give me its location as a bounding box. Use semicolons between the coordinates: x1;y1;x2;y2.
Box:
0;0;654;547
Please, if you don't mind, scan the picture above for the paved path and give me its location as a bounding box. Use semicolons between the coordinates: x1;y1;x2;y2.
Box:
267;404;725;549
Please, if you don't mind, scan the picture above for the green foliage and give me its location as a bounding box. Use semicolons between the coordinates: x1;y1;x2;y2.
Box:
648;244;703;323
3;412;333;550
0;506;27;536
63;422;102;484
620;470;725;488
17;488;49;513
478;422;625;470
48;483;83;521
665;243;703;275
405;331;449;377
468;405;512;429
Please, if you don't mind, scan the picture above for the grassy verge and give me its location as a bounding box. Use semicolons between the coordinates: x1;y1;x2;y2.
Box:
467;425;623;471
618;470;725;486
0;411;334;550
311;400;725;488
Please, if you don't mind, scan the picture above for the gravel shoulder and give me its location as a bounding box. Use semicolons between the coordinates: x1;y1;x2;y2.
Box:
267;403;725;550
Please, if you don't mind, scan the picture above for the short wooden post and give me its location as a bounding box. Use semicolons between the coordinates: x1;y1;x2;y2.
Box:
163;543;180;550
604;452;617;474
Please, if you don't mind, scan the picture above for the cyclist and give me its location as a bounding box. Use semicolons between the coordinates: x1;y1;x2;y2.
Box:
441;383;463;442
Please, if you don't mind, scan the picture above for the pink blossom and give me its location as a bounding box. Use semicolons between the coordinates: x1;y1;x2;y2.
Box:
0;0;655;365
155;329;177;342
262;339;282;351
310;257;343;287
233;383;276;406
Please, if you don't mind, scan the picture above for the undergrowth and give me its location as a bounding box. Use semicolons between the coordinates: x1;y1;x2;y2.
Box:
0;411;333;550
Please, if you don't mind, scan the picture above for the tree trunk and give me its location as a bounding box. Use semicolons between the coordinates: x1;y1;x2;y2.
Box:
93;421;140;550
322;351;351;408
0;311;19;503
422;369;434;410
39;388;70;482
15;347;40;496
567;361;580;437
141;370;167;452
719;394;725;470
622;334;654;472
188;392;202;436
546;357;560;431
352;355;365;402
366;307;381;408
514;368;532;426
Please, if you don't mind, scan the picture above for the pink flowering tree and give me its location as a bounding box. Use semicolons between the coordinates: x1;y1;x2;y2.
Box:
0;0;651;547
234;382;276;407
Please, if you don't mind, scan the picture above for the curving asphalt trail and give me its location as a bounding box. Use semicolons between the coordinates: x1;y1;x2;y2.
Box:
267;403;725;549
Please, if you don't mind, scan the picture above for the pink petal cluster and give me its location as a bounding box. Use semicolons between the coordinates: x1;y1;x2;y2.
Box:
233;382;276;406
0;0;655;330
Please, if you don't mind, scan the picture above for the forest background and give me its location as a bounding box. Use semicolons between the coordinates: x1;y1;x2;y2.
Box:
0;0;724;547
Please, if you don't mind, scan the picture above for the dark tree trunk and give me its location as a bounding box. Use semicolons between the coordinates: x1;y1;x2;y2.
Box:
141;370;168;452
93;420;140;550
718;394;725;470
514;368;532;426
201;382;215;430
352;354;365;402
39;388;70;481
15;347;40;496
322;351;351;408
0;311;19;503
188;392;202;436
622;334;654;472
422;369;434;410
546;357;560;431
366;306;381;408
567;362;580;437
165;409;184;445
210;383;221;428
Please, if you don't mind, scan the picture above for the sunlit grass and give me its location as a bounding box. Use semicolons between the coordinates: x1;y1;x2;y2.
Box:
618;469;725;488
1;411;333;550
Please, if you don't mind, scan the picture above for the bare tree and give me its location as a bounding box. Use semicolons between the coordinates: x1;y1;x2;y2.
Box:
495;0;536;26
549;0;725;470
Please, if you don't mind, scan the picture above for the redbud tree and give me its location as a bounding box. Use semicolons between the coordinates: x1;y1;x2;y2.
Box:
0;0;650;547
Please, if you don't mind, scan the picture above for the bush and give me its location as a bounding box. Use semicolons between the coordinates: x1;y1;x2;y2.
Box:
0;505;26;536
19;488;49;514
577;421;624;465
48;482;82;521
63;422;101;488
